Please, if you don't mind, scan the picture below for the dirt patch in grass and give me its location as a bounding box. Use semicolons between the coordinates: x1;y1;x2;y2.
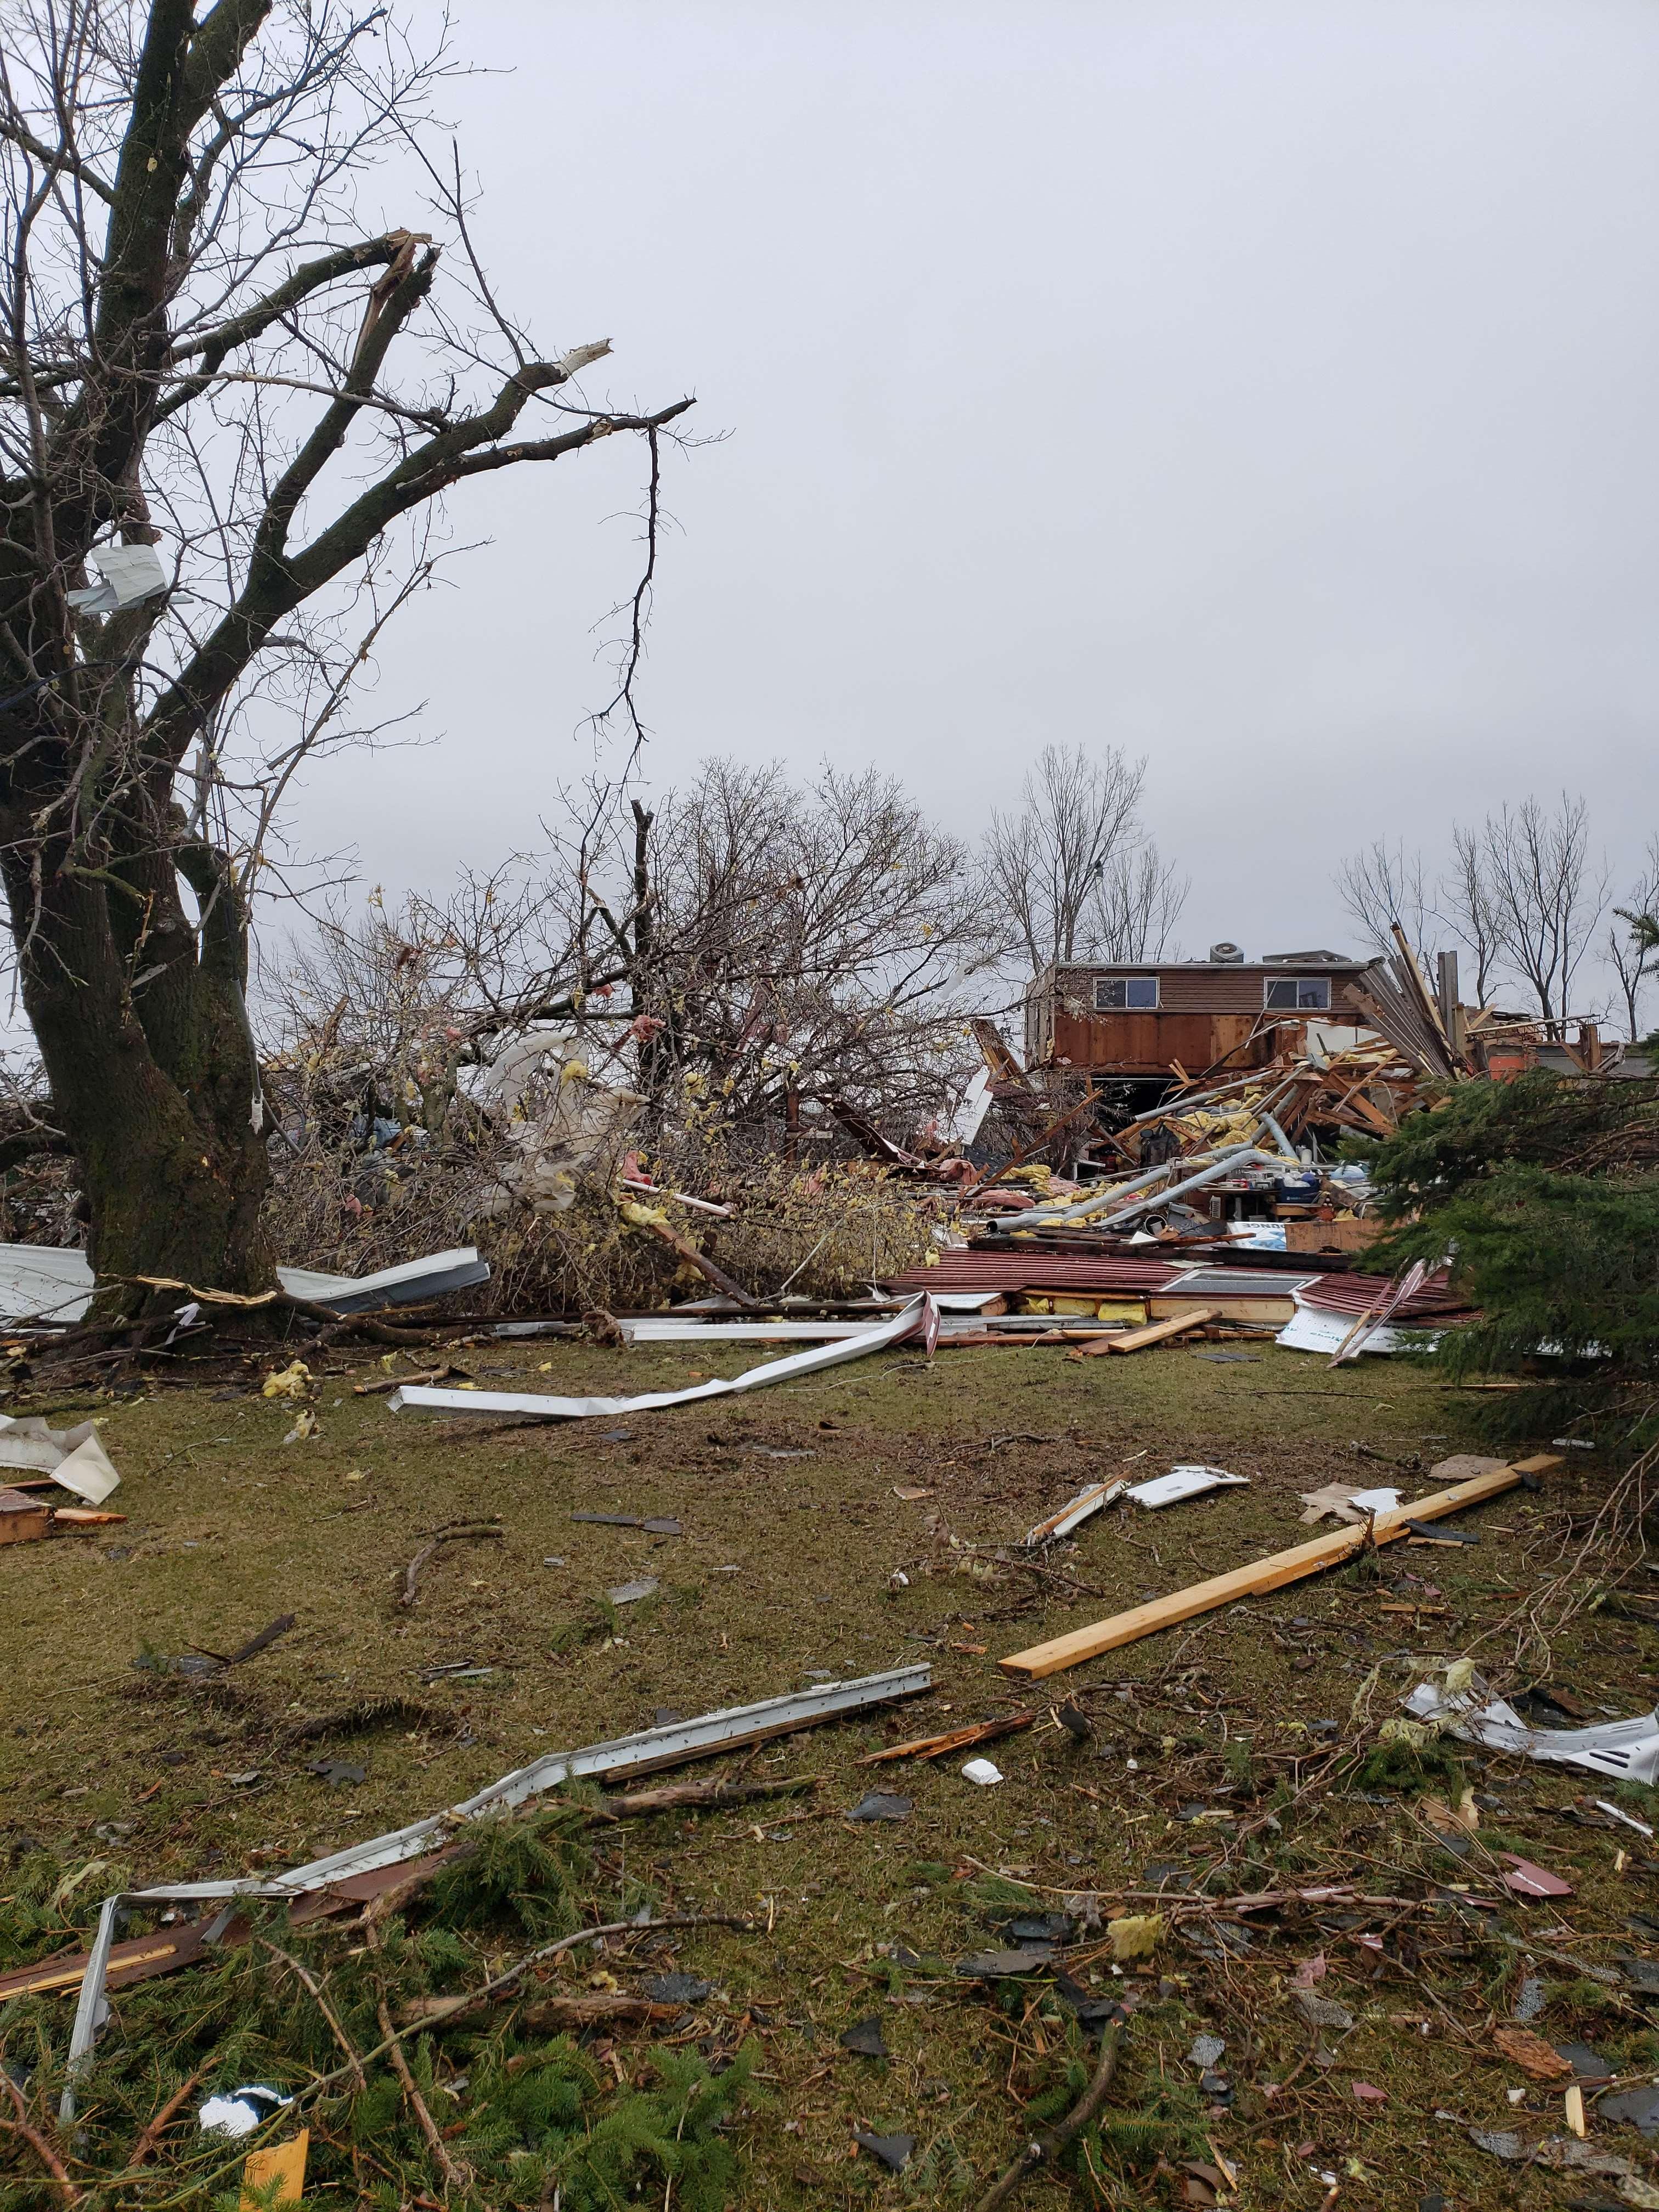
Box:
3;1338;1657;2207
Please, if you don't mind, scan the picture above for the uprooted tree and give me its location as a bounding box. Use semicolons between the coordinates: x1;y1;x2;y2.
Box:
0;0;687;1314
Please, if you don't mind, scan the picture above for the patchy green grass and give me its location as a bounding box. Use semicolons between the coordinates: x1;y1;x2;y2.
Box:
3;1335;1657;2208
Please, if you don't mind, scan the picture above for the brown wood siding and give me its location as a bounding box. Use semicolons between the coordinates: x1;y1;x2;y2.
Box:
1047;964;1365;1015
1023;964;1370;1071
1046;1009;1267;1074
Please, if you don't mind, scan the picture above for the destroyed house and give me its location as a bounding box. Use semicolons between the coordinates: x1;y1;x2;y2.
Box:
1024;947;1372;1076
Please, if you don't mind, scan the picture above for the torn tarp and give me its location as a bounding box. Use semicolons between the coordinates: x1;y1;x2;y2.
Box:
390;1294;942;1422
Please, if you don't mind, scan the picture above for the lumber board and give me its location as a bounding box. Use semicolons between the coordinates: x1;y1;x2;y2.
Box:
1068;1308;1216;1359
1147;1294;1295;1323
997;1456;1560;1680
1107;1308;1217;1355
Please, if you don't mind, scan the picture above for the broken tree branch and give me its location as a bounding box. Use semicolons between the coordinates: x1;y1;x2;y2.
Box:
127;2069;206;2169
0;2069;81;2204
399;1521;504;1607
970;2024;1123;2212
260;1943;367;2092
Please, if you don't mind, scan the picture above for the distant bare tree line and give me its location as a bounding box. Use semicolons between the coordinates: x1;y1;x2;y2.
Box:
1336;796;1659;1038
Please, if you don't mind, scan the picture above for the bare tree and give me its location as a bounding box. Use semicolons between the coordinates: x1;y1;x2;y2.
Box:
1441;825;1504;1007
270;758;1001;1158
1610;833;1659;1040
0;0;689;1310
1093;841;1187;961
1480;794;1609;1029
617;760;996;1140
1334;839;1435;966
981;742;1178;970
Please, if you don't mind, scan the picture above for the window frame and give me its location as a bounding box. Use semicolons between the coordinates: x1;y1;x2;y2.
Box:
1263;975;1333;1012
1094;974;1160;1012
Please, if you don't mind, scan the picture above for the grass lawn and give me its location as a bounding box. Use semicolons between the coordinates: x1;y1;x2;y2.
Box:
3;1331;1656;2208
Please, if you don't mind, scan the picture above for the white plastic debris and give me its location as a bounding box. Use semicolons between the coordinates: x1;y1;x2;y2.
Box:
67;541;167;613
1126;1466;1250;1511
198;2083;292;2137
961;1758;1003;1786
0;1413;120;1503
1595;1798;1655;1837
1405;1672;1659;1786
1024;1479;1127;1548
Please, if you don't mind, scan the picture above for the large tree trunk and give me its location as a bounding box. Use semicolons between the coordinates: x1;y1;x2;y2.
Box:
0;812;274;1315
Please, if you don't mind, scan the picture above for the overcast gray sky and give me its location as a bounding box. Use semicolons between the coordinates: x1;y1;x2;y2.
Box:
290;0;1659;1002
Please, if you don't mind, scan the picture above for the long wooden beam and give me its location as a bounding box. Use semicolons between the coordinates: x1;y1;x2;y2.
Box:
997;1455;1560;1680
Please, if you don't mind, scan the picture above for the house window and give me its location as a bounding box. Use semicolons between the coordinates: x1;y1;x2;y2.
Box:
1265;975;1331;1011
1095;975;1159;1011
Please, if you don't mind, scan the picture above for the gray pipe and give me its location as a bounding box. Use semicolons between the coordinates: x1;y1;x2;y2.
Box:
979;1149;1201;1231
981;1141;1267;1232
1091;1146;1286;1231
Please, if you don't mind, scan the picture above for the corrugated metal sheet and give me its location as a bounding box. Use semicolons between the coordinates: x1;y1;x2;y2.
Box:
1149;1268;1318;1300
886;1255;1186;1293
1297;1268;1466;1318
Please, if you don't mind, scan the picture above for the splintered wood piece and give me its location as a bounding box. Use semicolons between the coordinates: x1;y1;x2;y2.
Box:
0;1485;50;1544
857;1712;1035;1766
997;1458;1561;1680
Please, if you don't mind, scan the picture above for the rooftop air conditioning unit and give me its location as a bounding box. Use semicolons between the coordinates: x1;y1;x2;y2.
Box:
1209;942;1245;964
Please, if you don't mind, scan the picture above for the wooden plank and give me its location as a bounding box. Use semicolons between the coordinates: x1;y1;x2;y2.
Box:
1067;1309;1216;1360
1107;1308;1216;1355
0;1485;50;1544
997;1457;1560;1680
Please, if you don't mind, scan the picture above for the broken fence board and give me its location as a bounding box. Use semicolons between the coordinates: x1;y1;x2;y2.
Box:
997;1457;1560;1680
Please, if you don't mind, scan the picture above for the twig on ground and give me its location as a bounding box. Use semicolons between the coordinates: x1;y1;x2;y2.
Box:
970;2024;1122;2212
399;1520;504;1607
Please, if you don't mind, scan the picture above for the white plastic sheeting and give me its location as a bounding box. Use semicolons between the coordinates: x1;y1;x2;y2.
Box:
1277;1290;1415;1357
469;1024;645;1217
